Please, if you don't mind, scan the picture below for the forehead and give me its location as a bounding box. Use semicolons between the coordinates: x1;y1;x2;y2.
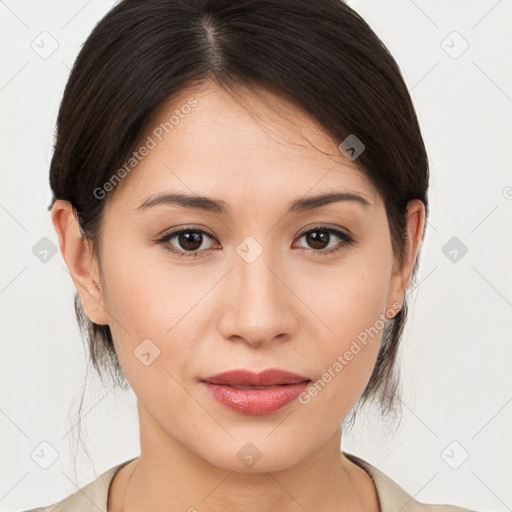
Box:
109;80;377;209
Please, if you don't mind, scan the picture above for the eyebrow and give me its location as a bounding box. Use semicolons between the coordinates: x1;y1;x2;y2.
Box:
136;190;372;215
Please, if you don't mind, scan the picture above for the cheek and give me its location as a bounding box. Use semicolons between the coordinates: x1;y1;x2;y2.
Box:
100;246;202;417
99;234;216;378
305;246;391;344
300;254;392;411
100;229;187;331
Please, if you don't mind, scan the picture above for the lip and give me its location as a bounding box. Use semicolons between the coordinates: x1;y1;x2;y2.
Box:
200;369;311;415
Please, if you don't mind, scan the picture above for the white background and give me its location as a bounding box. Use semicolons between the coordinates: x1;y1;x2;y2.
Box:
0;0;511;510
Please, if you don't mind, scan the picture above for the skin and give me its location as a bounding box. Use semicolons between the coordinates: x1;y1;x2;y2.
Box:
52;80;425;511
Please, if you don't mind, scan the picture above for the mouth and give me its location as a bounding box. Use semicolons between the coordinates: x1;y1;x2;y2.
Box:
201;368;310;387
226;384;297;390
200;369;311;415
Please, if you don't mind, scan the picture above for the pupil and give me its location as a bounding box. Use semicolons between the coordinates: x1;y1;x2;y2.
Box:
307;230;329;249
179;232;202;251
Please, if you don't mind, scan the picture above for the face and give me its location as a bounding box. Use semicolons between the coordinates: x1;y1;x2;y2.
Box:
57;80;422;473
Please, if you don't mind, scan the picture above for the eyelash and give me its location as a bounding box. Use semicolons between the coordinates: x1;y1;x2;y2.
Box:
155;226;356;259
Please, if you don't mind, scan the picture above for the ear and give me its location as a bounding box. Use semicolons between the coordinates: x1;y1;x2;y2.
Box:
51;199;109;325
388;199;426;308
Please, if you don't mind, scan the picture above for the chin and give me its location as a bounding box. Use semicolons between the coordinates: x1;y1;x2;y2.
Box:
196;438;309;474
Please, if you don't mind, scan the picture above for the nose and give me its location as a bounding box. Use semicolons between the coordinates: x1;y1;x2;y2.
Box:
217;241;299;348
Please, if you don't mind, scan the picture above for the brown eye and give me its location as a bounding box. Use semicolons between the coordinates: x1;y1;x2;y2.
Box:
156;228;217;258
176;231;204;251
156;225;355;259
304;230;330;250
295;227;355;254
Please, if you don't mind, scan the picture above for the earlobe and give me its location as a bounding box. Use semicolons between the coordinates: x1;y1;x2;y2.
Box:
51;199;110;326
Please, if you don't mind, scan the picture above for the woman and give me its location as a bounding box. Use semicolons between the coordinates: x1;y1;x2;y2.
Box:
25;0;478;510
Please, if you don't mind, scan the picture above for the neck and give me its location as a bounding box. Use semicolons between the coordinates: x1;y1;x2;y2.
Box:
110;402;380;512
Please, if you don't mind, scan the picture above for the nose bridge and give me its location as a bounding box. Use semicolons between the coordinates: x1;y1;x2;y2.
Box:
224;235;296;345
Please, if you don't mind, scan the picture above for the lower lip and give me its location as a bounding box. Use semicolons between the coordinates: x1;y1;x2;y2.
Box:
201;381;310;415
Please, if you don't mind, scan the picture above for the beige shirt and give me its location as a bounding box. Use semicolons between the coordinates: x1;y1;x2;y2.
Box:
24;452;477;511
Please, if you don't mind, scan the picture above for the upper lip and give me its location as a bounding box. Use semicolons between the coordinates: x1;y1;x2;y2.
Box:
201;369;310;387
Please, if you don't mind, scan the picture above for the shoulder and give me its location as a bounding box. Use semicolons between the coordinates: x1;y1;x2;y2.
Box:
22;459;135;512
343;451;480;512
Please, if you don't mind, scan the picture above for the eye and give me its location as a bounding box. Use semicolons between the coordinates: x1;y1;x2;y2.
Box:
155;227;218;258
293;226;355;255
155;225;355;259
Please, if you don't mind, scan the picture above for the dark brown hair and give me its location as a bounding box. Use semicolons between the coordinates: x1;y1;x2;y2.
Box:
49;0;429;431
